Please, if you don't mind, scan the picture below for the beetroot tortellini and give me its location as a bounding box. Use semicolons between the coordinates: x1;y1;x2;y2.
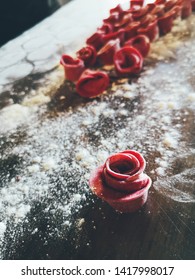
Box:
89;150;152;213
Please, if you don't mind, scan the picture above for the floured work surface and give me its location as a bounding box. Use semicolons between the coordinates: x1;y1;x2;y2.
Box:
0;10;195;259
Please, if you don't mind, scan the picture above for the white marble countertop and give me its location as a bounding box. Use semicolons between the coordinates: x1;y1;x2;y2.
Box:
0;0;120;90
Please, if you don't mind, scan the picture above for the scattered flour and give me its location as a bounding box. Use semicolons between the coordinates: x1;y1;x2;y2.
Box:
0;104;37;134
0;223;6;238
154;167;195;203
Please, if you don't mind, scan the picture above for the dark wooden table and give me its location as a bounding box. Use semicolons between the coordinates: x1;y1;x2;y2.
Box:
0;0;195;260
